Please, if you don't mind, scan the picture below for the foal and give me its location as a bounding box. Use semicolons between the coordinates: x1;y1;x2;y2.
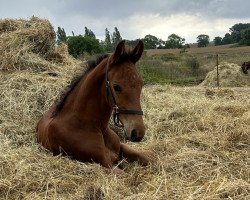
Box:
37;40;151;169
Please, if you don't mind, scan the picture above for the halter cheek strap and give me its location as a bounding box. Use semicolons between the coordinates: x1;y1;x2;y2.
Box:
105;58;143;127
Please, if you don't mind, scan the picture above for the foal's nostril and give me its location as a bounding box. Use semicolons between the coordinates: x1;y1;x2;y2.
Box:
131;129;137;141
131;129;143;142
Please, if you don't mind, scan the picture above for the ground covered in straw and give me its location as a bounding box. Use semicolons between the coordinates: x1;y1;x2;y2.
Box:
0;17;250;200
1;81;250;199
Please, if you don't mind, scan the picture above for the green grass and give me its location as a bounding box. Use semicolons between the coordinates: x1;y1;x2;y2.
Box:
137;55;206;85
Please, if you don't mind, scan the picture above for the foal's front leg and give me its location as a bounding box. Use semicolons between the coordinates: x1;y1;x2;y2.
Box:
120;143;153;166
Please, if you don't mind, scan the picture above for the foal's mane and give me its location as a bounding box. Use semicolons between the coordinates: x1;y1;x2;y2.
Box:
52;54;109;116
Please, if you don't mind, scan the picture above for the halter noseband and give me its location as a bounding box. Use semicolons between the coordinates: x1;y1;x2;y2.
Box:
105;58;143;127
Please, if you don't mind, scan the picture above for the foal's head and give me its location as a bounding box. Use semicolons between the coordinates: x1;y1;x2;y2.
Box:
107;40;145;142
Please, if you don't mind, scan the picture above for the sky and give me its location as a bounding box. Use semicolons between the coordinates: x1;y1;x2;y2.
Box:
0;0;250;43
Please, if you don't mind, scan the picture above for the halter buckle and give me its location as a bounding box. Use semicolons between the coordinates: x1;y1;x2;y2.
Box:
113;105;119;114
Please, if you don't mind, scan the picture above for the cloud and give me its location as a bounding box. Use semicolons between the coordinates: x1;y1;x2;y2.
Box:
0;0;250;43
126;13;250;42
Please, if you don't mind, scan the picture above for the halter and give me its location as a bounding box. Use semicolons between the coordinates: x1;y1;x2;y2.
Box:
105;58;143;127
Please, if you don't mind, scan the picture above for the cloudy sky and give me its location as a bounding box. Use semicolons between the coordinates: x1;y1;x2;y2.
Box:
1;0;250;43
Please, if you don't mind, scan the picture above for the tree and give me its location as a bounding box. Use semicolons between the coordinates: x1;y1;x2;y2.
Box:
230;23;250;43
126;39;140;48
56;27;67;45
222;33;232;45
104;28;113;52
157;39;166;49
197;34;209;47
111;27;122;47
239;28;250;45
84;27;96;39
213;36;222;46
67;35;103;58
165;33;185;49
142;34;159;49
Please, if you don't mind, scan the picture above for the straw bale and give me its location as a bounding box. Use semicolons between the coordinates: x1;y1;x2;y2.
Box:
200;62;250;87
0;17;78;72
45;43;77;66
0;18;31;34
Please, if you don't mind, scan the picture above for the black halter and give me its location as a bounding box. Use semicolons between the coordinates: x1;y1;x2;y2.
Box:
105;58;143;127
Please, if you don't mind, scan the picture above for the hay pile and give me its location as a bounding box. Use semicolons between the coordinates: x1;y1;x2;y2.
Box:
0;17;83;148
0;17;250;199
0;17;77;72
200;62;250;87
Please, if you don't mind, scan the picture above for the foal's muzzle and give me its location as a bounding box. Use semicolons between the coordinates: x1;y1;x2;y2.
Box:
131;129;143;142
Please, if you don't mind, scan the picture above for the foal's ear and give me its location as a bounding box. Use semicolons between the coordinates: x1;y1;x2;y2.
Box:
112;40;126;64
130;40;144;63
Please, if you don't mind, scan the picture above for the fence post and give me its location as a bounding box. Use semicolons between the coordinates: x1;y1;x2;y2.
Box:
216;54;219;89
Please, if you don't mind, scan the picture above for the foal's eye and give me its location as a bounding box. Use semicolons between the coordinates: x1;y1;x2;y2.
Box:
113;84;122;92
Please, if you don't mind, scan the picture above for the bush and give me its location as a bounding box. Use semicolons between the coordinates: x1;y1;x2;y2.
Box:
67;36;104;58
185;57;200;76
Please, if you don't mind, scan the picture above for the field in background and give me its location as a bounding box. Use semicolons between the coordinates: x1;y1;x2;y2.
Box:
138;45;250;85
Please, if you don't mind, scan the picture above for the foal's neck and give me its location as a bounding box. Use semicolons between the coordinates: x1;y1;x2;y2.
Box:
73;61;112;129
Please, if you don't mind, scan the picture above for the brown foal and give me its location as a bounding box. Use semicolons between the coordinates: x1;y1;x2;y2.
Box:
37;40;151;169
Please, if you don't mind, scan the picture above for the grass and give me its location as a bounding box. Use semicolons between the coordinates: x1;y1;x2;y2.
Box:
137;54;205;85
137;63;202;85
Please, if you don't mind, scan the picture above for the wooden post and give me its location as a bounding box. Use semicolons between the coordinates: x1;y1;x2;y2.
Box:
216;54;219;88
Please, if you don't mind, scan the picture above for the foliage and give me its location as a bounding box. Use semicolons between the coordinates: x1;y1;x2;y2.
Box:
157;39;166;49
126;39;140;48
56;27;67;45
222;33;233;45
140;33;186;50
104;28;113;52
67;35;103;58
84;27;96;39
213;36;222;46
142;34;160;49
165;33;185;49
215;23;250;46
239;28;250;46
197;34;210;47
230;23;250;43
111;27;122;47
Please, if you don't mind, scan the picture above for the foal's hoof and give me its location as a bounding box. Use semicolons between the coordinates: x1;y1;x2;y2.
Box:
138;150;155;166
